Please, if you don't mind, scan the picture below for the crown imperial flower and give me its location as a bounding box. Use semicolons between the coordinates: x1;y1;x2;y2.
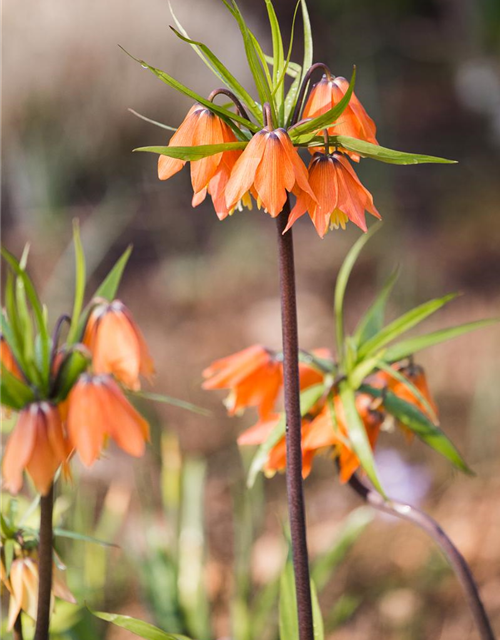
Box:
83;300;154;390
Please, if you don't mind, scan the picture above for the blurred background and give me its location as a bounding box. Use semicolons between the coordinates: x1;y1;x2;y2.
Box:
2;0;500;638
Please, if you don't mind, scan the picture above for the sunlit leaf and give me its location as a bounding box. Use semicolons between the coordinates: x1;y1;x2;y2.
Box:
354;267;400;346
339;382;386;496
357;293;458;360
265;0;285;105
134;141;247;160
90;610;191;640
331;136;456;165
383;319;499;363
67;220;87;345
54;528;118;548
129;109;178;132
129;390;211;416
361;384;472;474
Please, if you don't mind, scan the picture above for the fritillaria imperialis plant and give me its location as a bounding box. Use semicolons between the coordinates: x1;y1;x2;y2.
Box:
116;0;496;639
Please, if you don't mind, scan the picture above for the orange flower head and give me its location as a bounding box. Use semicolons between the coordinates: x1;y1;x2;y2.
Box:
2;403;70;495
67;374;150;466
303;75;378;158
286;152;381;237
83;300;154;390
225;128;317;218
158;104;242;211
1;336;22;380
202;345;283;419
4;553;75;630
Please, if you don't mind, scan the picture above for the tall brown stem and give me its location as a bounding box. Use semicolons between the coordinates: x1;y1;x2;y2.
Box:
276;200;314;640
34;485;54;640
346;471;496;640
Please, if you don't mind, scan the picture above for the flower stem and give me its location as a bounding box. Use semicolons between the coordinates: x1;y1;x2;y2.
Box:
34;484;54;640
13;613;24;640
346;471;496;640
276;200;314;640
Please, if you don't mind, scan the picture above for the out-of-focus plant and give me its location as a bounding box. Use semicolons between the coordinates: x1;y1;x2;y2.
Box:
0;223;203;640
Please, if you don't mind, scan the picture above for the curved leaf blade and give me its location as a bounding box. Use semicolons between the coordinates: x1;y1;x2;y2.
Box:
354;266;400;346
134;141;247;161
332;136;456;165
90;610;192;640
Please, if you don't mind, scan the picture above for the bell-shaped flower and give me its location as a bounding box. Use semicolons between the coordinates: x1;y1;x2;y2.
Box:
303;75;378;151
83;300;154;391
4;554;75;631
286;152;381;237
225;128;317;217
158;104;242;204
67;374;150;466
202;344;283;419
2;403;70;495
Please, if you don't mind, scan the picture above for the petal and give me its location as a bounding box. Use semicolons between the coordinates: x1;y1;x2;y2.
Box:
283;188;312;233
202;345;270;389
2;407;37;494
237;414;281;445
190;111;224;193
302;78;334;120
254;132;291;217
225;131;268;211
100;379;149;456
275;129;316;202
67;380;106;466
157;105;201;181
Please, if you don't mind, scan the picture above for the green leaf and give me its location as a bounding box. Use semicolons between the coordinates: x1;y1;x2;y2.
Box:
134;141;247;160
129;108;178;132
3;539;15;576
354;267;400;346
121;47;259;134
289;67;356;138
339;382;386;496
334;223;381;368
90;610;192;640
383;319;499;363
357;293;458;360
300;0;313;85
1;247;51;387
1;363;36;409
247;383;324;488
361;384;472;474
279;561;324;640
54;528;118;548
52;348;90;402
167;12;262;122
265;0;285;105
129;390;211;416
312;506;373;591
330;136;457;165
1;313;26;380
67;220;87;344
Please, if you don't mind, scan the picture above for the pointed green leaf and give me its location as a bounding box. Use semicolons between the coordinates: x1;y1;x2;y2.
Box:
247;383;324;488
128;390;211;416
90;610;192;640
354;267;400;346
331;136;456;165
0;364;36;409
300;0;313;83
334;223;381;366
54;528;118;548
289;67;356;138
134;141;247;160
279;561;324;640
339;382;386;496
265;0;285;102
3;539;15;576
168;14;261;122
67;220;87;344
357;293;458;360
383;319;499;363
52;348;90;402
361;384;471;474
129;108;178;132
121;47;259;134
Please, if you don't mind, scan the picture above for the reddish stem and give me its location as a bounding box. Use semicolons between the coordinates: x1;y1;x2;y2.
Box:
34;485;54;640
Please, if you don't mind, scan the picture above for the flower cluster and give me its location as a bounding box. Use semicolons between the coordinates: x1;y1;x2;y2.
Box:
1;246;154;496
203;345;437;483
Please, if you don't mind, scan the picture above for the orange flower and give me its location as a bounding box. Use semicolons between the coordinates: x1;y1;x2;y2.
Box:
1;336;22;380
303;75;378;155
158;104;241;208
225;128;316;217
202;345;283;419
83;300;154;391
67;374;149;466
2;403;69;495
285;152;381;237
3;554;75;630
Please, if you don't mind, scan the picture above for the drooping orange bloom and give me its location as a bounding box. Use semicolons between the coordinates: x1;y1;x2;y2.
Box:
2;403;70;495
202;345;283;419
83;300;154;391
303;75;378;153
3;554;75;630
0;336;22;380
158;104;242;210
225;128;317;217
67;374;149;466
285;152;381;237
